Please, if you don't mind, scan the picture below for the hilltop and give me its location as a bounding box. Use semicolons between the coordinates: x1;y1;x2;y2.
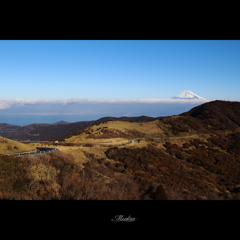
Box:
0;136;36;155
59;119;166;144
181;100;240;130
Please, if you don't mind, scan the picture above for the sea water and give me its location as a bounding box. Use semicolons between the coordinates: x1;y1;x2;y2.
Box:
0;114;106;126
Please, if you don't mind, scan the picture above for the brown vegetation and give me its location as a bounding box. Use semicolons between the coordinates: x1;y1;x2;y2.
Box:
181;100;240;131
0;136;36;155
0;151;140;200
1;100;240;200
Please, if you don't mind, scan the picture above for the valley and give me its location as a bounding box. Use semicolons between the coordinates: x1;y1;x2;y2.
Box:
0;116;164;142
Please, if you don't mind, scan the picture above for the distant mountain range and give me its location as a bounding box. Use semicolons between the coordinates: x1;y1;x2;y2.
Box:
53;121;70;125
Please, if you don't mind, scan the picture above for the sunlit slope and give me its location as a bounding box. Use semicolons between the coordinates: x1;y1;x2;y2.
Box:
63;120;166;144
0;136;36;155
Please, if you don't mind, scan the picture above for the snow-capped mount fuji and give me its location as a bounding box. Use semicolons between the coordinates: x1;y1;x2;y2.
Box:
172;90;207;100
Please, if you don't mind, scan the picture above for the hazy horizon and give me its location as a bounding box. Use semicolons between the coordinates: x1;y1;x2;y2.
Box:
0;100;206;126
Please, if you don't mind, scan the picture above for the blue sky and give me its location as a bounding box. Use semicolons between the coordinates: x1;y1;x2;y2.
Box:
0;40;240;124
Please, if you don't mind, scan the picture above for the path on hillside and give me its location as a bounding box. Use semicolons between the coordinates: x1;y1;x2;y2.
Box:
3;135;203;157
16;135;201;148
123;135;200;145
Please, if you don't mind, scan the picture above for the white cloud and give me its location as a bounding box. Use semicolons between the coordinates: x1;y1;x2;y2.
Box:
0;97;210;110
59;98;210;104
0;101;11;109
137;98;210;104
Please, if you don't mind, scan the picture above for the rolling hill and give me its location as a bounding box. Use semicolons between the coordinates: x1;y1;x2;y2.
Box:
0;136;36;155
42;100;240;200
1;100;240;200
181;100;240;130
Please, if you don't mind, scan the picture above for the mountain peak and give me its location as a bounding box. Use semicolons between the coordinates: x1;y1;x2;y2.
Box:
172;90;206;100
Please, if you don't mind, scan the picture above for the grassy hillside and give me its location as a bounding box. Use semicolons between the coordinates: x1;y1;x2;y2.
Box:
60;120;166;144
3;131;240;200
1;100;240;200
0;136;36;155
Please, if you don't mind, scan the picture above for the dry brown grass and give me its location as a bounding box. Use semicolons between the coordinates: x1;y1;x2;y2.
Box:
18;150;141;200
29;163;61;196
91;120;164;135
0;136;36;155
65;120;166;144
30;143;109;168
60;119;214;157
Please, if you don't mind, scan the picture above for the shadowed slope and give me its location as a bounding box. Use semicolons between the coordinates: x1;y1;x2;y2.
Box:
181;100;240;131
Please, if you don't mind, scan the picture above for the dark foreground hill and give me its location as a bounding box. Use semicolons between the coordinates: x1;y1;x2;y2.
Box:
181;100;240;131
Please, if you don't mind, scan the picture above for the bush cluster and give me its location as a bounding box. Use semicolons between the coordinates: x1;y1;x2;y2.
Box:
208;137;228;150
0;151;141;200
